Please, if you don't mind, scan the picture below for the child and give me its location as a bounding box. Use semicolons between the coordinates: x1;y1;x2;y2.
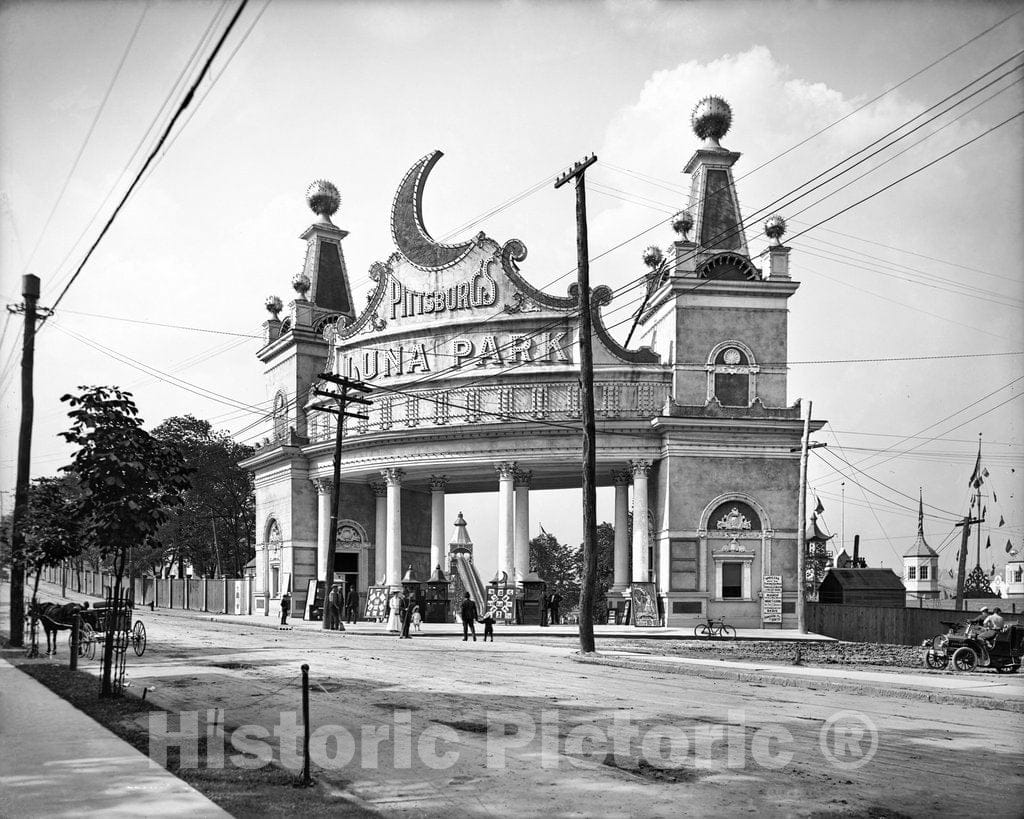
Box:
479;610;496;642
411;605;422;632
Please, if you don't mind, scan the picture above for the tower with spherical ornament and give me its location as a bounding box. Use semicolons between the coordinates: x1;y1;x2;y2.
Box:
634;97;803;411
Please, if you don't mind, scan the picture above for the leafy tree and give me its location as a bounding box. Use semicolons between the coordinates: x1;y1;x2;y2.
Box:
60;386;192;696
23;475;84;602
530;521;616;615
150;415;255;577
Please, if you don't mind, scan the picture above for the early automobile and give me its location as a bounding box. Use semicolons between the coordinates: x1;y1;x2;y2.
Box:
922;620;1022;673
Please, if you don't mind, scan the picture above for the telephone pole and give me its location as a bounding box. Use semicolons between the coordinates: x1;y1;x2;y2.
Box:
555;153;598;654
953;498;985;612
794;400;826;634
313;373;371;630
6;275;50;647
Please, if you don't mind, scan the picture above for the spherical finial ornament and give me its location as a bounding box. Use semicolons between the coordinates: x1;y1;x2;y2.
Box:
764;214;787;245
306;179;340;219
264;295;283;319
642;245;664;269
291;271;311;298
671;210;694;240
691;96;732;145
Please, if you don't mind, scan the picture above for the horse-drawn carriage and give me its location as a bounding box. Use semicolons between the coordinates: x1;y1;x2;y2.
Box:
27;598;146;660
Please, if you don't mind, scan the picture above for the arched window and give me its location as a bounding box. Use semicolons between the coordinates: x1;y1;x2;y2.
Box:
707;499;762;600
706;341;759;407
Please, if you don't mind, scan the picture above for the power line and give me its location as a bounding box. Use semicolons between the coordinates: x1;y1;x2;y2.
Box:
46;0;252;315
18;3;151;279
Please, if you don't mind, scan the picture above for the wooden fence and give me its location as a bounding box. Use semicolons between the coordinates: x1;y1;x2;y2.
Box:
806;602;1020;646
41;566;254;616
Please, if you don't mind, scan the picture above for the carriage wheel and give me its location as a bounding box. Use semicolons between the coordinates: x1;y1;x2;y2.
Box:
132;621;147;656
925;651;948;670
952;646;978;673
694;624;711;638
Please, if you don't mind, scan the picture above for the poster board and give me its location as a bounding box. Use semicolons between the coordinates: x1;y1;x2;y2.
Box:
761;575;783;624
486;588;516;623
630;582;659;627
302;579;326;620
364;586;388;620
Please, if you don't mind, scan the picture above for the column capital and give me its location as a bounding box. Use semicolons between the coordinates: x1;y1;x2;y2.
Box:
312;477;334;494
513;468;532;488
369;480;387;498
495;461;517;480
429;474;449;492
381;468;405;486
629;459;650;478
612;469;632;486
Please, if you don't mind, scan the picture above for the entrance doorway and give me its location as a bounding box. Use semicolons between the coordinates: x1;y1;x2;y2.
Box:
333;551;359;595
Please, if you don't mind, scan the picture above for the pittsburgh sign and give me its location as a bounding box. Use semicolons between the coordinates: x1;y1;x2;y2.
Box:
340;329;574;381
388;267;497;320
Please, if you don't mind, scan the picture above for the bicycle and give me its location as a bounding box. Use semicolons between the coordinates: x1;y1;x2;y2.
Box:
694;617;736;639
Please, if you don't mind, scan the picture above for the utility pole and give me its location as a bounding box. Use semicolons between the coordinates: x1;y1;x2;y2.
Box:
794;400;826;634
954;500;985;612
313;373;371;631
6;275;50;647
555;153;598;655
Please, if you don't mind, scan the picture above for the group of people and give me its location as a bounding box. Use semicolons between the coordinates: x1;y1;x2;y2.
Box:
386;590;422;639
541;591;562;626
325;584;359;630
458;592;496;642
970;606;1007;645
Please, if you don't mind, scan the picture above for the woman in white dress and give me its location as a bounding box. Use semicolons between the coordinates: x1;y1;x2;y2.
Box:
386;592;403;633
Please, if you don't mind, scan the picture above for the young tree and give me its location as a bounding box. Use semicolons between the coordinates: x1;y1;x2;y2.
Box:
60;386;192;696
529;529;581;608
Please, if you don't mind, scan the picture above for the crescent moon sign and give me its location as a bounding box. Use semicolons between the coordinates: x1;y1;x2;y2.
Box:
391;150;475;270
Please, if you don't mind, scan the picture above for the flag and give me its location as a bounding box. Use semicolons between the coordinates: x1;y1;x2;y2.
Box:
999;515;1005;527
982;506;987;519
814;496;825;515
947;568;954;578
969;440;983;487
539;523;549;536
986;536;991;550
991;565;996;577
993;491;998;502
1008;540;1015;554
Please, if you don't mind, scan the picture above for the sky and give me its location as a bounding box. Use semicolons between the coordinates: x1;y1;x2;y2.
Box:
1;0;1022;588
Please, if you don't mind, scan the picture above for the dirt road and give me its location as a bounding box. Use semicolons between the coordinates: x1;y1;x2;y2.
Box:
70;609;1024;817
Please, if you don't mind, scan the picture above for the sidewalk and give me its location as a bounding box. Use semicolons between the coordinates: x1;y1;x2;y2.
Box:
0;657;229;818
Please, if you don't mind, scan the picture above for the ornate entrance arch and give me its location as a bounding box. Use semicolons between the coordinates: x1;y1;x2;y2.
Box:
698;495;774;602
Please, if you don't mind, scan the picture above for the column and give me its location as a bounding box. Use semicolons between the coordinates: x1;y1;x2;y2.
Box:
612;469;631;593
370;480;388;587
496;462;516;582
513;469;532;581
312;478;333;581
382;469;404;588
630;459;650;583
429;475;448;573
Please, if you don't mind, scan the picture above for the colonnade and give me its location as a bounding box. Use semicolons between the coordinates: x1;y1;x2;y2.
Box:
312;458;652;592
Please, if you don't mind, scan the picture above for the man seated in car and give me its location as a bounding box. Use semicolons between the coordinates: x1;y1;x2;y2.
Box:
980;607;1005;646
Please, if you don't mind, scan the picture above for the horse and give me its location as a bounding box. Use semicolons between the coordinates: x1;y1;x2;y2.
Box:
26;600;89;655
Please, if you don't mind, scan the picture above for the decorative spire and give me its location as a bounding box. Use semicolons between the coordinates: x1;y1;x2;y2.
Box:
903;489;937;558
917;488;925;538
306;180;340;225
297;179;355;322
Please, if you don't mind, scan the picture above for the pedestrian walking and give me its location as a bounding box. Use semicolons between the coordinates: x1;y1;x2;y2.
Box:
549;591;561;625
279;592;291;627
387;591;403;633
460;592;478;641
400;596;414;639
540;592;549;627
411;605;422;632
479;610;495;641
327;585;341;629
345;585;359;623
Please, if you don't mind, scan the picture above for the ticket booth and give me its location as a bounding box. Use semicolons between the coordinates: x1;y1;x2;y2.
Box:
519;571;546;625
424;565;449;623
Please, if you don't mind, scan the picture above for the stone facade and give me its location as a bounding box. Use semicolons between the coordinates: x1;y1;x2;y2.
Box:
243;100;822;627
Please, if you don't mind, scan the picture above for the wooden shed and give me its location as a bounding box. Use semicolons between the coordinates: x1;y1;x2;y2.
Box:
818;568;906;607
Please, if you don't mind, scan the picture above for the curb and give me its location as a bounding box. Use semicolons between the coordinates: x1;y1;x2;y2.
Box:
572;653;1024;713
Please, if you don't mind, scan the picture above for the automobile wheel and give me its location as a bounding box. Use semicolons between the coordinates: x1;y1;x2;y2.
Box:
952;646;978;672
694;624;711;638
925;651;948;670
